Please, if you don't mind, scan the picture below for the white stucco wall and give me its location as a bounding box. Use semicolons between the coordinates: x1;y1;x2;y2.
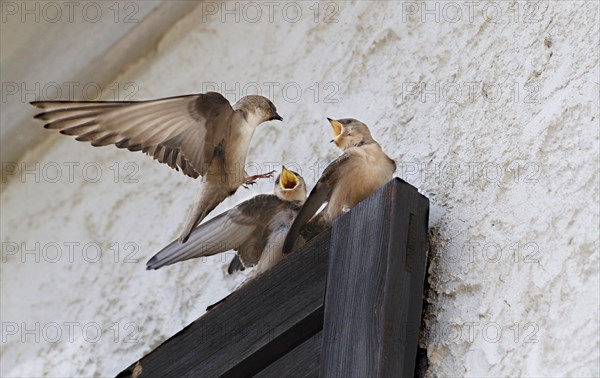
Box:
1;1;598;376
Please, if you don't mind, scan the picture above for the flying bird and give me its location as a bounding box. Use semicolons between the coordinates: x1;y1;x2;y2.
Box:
146;167;307;276
30;92;282;242
282;118;396;254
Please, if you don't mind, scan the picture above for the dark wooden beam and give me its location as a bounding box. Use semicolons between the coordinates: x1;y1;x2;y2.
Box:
320;178;430;377
117;230;331;378
254;331;322;378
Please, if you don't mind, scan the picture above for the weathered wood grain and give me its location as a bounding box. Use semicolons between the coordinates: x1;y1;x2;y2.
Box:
320;178;430;377
253;331;322;378
117;230;331;378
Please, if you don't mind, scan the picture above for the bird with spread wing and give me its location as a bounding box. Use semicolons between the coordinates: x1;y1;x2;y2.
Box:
30;92;282;243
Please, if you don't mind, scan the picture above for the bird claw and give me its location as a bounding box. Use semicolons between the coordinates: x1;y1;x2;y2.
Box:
244;170;276;186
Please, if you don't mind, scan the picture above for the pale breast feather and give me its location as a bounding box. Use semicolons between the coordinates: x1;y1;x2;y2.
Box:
326;143;394;219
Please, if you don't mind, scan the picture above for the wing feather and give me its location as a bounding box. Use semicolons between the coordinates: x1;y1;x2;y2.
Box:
146;194;289;270
282;153;351;254
31;92;234;179
146;210;254;270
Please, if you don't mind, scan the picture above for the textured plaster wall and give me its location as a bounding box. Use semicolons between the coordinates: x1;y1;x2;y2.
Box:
1;1;598;376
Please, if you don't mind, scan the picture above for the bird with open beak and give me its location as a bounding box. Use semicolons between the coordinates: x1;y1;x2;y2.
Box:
282;118;396;254
30;92;283;243
146;166;307;277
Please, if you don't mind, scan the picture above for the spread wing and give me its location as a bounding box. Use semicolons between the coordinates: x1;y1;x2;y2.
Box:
282;153;351;254
30;92;235;178
146;194;289;270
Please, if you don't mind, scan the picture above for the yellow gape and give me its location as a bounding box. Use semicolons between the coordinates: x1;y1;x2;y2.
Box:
280;167;299;189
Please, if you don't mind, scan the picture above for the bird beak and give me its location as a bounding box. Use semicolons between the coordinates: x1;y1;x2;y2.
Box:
327;118;342;142
280;166;298;190
273;113;283;121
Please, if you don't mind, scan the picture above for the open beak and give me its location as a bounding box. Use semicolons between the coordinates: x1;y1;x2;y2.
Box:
280;166;298;190
327;117;342;143
273;113;283;121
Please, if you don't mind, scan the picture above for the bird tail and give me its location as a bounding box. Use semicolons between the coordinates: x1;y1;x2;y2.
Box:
147;209;234;270
179;182;229;243
146;236;201;270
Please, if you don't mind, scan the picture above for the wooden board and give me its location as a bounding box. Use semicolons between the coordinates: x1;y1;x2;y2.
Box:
320;179;430;377
117;230;331;378
254;332;322;378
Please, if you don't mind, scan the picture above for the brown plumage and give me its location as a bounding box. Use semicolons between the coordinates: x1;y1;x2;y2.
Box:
30;92;283;242
282;118;396;254
146;167;307;275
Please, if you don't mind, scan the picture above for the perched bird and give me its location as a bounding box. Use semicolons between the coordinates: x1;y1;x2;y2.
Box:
282;118;396;254
30;92;282;242
146;167;307;276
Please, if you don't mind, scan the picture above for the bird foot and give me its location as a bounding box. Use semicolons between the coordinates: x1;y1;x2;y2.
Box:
243;170;276;188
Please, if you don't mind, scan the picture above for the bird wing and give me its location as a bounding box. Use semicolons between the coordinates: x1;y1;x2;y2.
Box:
30;92;235;178
232;196;302;267
146;194;286;270
282;153;351;254
300;212;331;242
